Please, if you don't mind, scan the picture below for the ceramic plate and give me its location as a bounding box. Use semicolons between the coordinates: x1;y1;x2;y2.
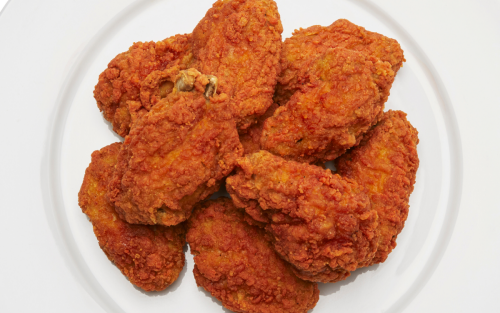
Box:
46;0;462;312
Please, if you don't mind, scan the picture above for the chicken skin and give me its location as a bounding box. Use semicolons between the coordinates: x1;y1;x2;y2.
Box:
187;198;319;313
226;151;379;283
107;69;243;226
261;47;395;163
78;143;186;291
335;110;419;264
239;102;279;155
94;34;193;137
95;0;282;137
276;19;405;106
192;0;283;132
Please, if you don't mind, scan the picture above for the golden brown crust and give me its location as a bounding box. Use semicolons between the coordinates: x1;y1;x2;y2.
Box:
107;70;243;226
276;19;404;106
94;34;193;137
261;48;395;164
78;143;186;291
226;151;379;282
192;0;283;131
335;110;419;264
187;198;319;313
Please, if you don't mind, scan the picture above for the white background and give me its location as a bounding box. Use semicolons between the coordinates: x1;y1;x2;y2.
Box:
0;0;499;312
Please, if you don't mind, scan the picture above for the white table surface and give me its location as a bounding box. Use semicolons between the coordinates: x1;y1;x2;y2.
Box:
0;0;498;312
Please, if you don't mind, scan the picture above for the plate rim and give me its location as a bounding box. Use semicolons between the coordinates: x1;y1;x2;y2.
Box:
41;0;463;312
353;1;463;312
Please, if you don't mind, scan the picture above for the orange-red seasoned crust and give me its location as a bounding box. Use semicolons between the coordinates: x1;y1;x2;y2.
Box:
107;69;243;226
336;110;419;264
226;151;379;282
192;0;283;131
187;198;319;313
276;19;404;105
261;47;395;164
78;143;186;291
239;102;279;155
94;33;193;137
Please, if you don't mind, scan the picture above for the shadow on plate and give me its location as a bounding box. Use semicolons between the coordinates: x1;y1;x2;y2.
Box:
210;182;230;199
101;115;124;142
319;264;379;296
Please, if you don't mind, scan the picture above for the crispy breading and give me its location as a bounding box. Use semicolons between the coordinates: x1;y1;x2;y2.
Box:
78;143;186;291
94;34;193;137
239;102;279;155
275;19;404;106
107;69;243;226
335;110;419;264
226;151;379;283
187;198;319;313
261;47;395;164
192;0;283;131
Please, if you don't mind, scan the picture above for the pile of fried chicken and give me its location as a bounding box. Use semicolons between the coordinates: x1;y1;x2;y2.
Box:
78;0;419;312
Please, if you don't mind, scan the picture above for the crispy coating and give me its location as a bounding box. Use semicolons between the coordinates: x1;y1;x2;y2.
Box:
187;198;319;313
94;34;193;137
276;19;404;106
192;0;283;131
335;110;419;264
226;151;379;283
107;69;243;226
78;143;186;291
239;102;279;155
261;47;395;164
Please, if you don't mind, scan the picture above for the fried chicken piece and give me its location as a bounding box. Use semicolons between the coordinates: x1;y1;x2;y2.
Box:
239;102;279;154
276;19;404;106
261;47;395;164
187;198;319;313
94;34;193;137
78;143;186;291
226;151;379;283
192;0;283;131
335;110;419;264
107;69;243;226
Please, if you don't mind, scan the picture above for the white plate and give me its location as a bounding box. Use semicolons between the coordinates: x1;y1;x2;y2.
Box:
45;0;462;312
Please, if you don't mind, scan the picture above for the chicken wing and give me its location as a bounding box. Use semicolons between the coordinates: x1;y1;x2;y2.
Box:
187;198;319;312
78;142;186;291
276;19;404;106
261;47;395;163
335;110;419;264
226;151;379;283
107;69;243;226
192;0;283;131
94;34;193;137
